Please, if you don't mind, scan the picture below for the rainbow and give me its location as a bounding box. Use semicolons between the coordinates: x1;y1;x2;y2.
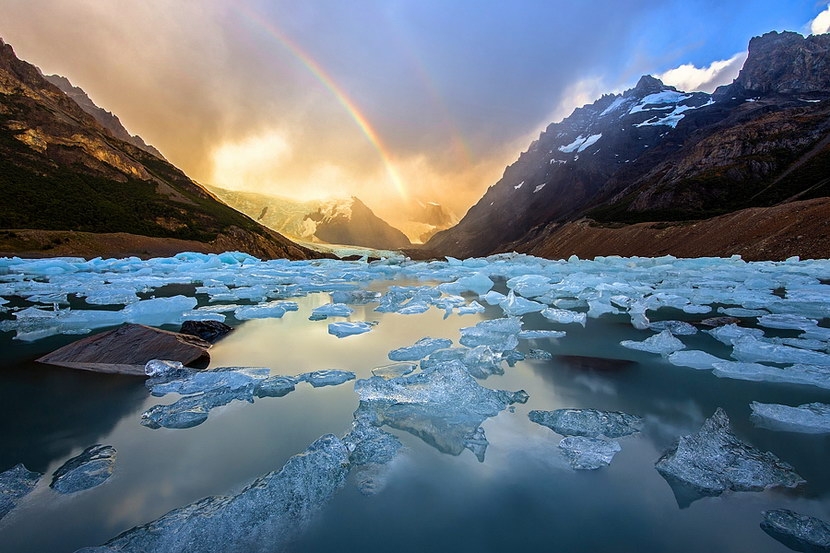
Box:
236;6;409;200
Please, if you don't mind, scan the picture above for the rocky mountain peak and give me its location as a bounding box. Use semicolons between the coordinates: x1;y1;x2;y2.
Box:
730;30;830;94
630;75;671;97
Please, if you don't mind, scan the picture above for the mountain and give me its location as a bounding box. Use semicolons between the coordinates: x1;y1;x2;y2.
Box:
426;31;830;260
0;38;320;260
207;186;411;250
43;74;165;159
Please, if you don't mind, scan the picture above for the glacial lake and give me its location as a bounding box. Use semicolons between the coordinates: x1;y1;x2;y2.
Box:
0;252;829;552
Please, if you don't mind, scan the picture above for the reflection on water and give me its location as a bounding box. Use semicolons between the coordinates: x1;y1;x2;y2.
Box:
0;261;828;552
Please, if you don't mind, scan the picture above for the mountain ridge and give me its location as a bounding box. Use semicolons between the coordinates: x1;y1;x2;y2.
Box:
426;31;830;260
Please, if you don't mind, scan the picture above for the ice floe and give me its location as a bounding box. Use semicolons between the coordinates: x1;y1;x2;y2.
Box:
750;401;830;433
529;408;643;438
50;445;116;494
761;509;830;552
558;436;622;470
620;330;686;355
712;361;830;390
0;464;40;520
655;408;804;507
459;317;522;352
667;350;725;370
388;338;453;361
328;321;375;338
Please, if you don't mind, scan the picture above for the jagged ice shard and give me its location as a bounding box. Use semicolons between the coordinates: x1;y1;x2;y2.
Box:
354;360;528;461
90;435;352;553
655;408;805;507
750;401;830;433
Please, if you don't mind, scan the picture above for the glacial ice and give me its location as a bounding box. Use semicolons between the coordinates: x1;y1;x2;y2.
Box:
667;350;725;370
438;272;494;295
297;370;355;388
308;303;353;320
731;335;830;365
526;348;553;360
750;401;830;433
529;408;643;438
705;324;765;345
761;509;830;552
50;445;116;494
655;408;804;506
0;464;40;521
540;307;587;326
372;363;417;379
353;360;528;461
254;376;296;398
480;290;507;306
559;436;621;470
518;329;566;340
144;359;187;378
342;417;403;495
460;345;505;378
234;301;298;321
499;290;546;316
712;361;830;389
457;300;486;315
328;321;375;338
649;320;697;336
330;289;381;305
620;330;686;355
506;274;553;298
389;338;454;361
93;435;351;553
459;317;522;352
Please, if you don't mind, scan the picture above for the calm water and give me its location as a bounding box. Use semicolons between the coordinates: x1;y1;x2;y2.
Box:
0;264;829;552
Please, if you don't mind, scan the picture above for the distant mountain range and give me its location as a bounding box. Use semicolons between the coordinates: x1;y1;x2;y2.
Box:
426;31;830;260
205;187;412;250
0;38;319;260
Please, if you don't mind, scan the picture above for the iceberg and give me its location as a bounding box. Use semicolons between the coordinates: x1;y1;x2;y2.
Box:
480;290;507;306
234;301;298;321
526;348;553;360
51;445;116;494
457;300;486;315
0;464;40;521
297;370;355;388
460;345;504;379
761;509;830;552
712;361;830;389
342;417;403;495
330;290;381;305
438;272;494;295
667;350;725;370
506;274;552;298
655;408;804;506
730;335;830;365
559;436;621;470
328;321;375;338
704;323;764;345
255;376;297;398
93;435;351;553
518;329;566;340
750;401;830;433
540;307;587;326
388;337;454;361
459;317;522;352
123;295;198;325
308;303;353;321
649;320;698;336
529;408;643;438
372;363;417;379
144;359;187;378
354;360;528;461
499;290;546;316
620;330;685;355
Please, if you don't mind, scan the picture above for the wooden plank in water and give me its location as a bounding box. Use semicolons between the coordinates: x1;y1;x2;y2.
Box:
37;323;211;376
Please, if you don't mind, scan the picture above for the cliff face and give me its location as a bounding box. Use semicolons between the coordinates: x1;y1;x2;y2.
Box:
0;38;321;260
426;31;830;260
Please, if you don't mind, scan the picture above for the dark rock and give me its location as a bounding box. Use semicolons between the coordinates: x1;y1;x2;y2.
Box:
37;323;211;375
699;316;741;327
50;445;116;494
180;320;233;343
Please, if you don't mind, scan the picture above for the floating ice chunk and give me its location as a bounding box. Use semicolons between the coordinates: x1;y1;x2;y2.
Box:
330;290;381;305
559;436;621;470
328;321;375;338
587;300;619;318
518;329;566;340
682;304;712;314
255;376;297;398
771;336;829;351
372;363;416;379
667;350;724;370
96;435;351;553
506;274;553;298
461;345;504;379
141;395;213;429
459;317;522;352
308;303;353;321
389;338;453;361
148;367;270;397
396;301;431;315
761;509;830;552
342;417;403;495
420;347;466;372
704;323;764;345
526;348;552;360
234;301;298;321
297;370;355;388
540;307;587;326
438;272;494;295
731;335;830;365
529;408;643;438
620;330;685;355
649;320;698;335
123;295;197;325
718;307;768;318
499;290;545;316
354;360;528;461
144;359;187;378
757;313;821;331
655;408;804;506
50;445;116;494
712;361;830;389
750;401;830;433
457;300;485;315
82;288;140;305
0;464;40;521
480;290;507;306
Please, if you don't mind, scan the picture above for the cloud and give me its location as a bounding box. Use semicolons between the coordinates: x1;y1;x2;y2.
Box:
811;4;830;35
658;52;747;92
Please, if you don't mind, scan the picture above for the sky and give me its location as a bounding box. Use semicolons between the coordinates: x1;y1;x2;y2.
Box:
1;1;829;232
